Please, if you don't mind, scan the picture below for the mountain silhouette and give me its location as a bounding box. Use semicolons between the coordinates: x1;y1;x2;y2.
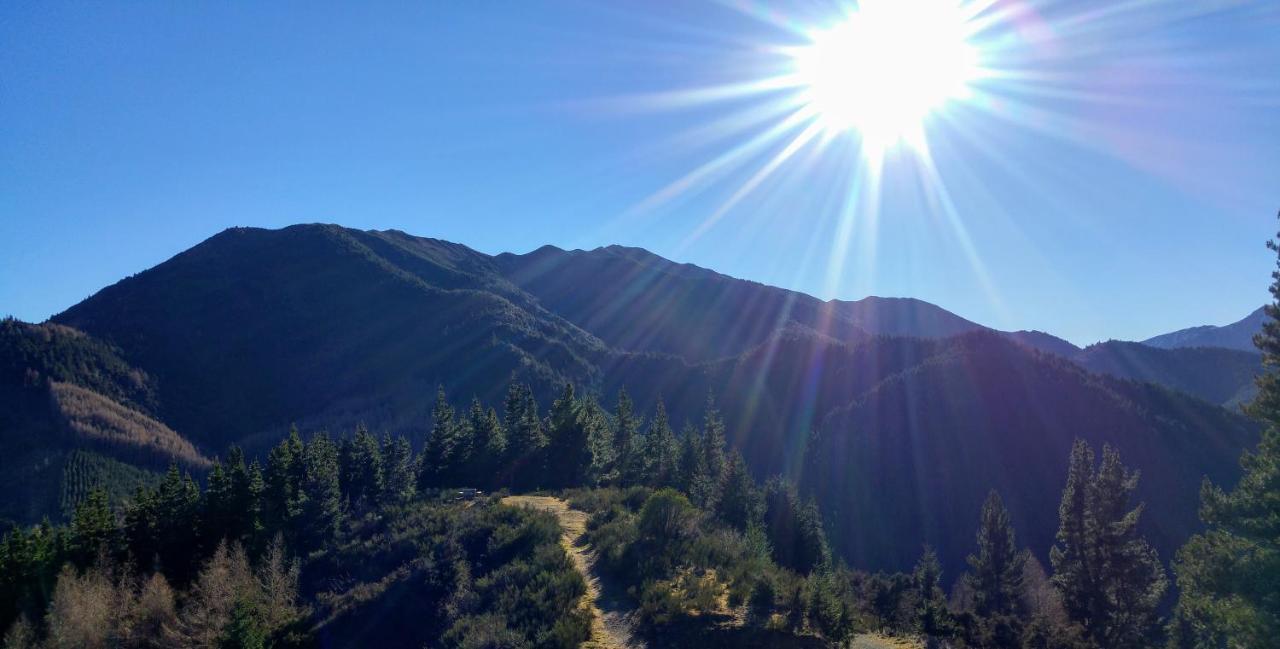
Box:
0;223;1251;576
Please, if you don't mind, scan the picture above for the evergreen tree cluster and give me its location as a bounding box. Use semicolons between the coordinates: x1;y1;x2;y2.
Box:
0;376;1181;649
0;380;603;649
417;383;747;501
833;440;1166;649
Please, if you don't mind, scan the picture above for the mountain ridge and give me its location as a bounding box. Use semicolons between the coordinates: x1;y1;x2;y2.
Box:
1142;306;1266;353
8;223;1257;578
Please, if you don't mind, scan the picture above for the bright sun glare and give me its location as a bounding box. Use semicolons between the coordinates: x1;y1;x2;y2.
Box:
790;0;979;154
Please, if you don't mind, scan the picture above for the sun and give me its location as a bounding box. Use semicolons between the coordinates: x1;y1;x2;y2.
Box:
790;0;980;155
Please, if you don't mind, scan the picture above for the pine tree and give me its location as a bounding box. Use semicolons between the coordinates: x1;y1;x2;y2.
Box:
420;387;463;489
263;427;303;537
1050;439;1094;628
701;393;727;484
913;545;952;638
226;447;261;544
204;447;262;549
683;395;728;509
502;382;546;490
68;488;116;567
204;461;233;545
807;569;855;644
716;451;763;531
763;478;829;573
966;490;1027;619
764;477;799;571
220;599;267;649
341;426;384;510
1170;213;1280;648
613;388;643;485
120;465;201;582
380;434;417;506
1050;440;1166;648
0;521;58;635
464;398;505;487
680;423;717;507
159;466;202;581
124;486;160;572
796;496;831;573
242;461;265;551
640;399;678;488
482;405;506;470
544;383;592;488
297;434;343;552
582;397;617;486
1092;446;1167;647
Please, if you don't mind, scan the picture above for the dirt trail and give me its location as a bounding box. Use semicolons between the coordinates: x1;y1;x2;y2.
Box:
501;496;918;649
851;634;924;649
501;495;643;649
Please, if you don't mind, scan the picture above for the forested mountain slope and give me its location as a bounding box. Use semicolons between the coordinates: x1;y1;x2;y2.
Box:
54;225;610;450
0;319;209;525
495;243;875;362
15;224;1255;579
808;332;1255;575
1074;340;1260;407
496;243;1074;359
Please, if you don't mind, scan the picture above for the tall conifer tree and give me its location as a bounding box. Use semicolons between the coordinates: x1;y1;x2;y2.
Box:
613;388;643;484
503;382;546;490
582;397;616;486
464;398;505;487
716;451;763;531
680;423;715;507
420;387;461;489
264;427;304;535
297;434;343;551
343;426;384;510
1170;212;1280;648
966;490;1027;618
544;383;592;488
380;434;416;506
913;546;952;638
701;394;727;486
1051;440;1166;648
641;400;678;488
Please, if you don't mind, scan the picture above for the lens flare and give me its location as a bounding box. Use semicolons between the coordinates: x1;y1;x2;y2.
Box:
789;0;980;155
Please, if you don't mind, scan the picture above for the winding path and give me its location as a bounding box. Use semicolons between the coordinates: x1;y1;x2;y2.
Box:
501;495;643;649
502;495;918;649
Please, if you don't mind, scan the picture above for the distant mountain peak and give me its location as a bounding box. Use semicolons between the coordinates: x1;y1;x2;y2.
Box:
1142;306;1266;353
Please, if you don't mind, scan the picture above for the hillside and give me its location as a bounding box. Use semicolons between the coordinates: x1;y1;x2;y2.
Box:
496;243;1076;360
808;332;1255;575
55;225;611;450
494;244;874;362
0;319;210;524
1074;340;1261;407
1142;306;1265;352
27;224;1258;579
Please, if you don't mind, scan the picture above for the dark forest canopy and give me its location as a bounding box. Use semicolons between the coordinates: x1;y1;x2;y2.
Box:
0;383;1177;648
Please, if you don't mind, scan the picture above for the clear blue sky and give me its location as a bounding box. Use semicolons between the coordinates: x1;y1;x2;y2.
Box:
2;1;1278;345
